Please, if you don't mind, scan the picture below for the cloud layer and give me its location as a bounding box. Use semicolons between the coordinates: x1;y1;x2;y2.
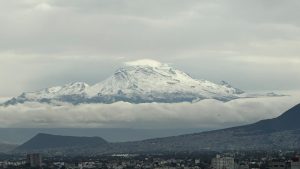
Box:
1;91;299;129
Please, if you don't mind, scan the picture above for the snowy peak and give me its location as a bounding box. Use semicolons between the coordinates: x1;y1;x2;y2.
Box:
90;60;202;96
3;59;275;105
60;82;89;94
27;82;89;98
122;59;194;81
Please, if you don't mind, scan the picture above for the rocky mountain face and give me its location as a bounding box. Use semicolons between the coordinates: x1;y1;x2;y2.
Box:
4;59;250;105
14;104;300;155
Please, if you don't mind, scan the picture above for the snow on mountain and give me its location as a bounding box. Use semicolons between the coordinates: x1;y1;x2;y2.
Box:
4;59;262;105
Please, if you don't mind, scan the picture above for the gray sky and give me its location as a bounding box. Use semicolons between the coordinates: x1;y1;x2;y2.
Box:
1;0;300;97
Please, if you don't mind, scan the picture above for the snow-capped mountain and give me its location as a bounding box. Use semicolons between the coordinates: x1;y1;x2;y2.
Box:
5;59;253;105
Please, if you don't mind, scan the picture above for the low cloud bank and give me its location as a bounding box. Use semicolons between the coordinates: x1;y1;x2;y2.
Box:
0;91;299;129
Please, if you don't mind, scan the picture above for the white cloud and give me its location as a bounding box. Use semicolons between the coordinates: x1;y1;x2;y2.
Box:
1;92;299;129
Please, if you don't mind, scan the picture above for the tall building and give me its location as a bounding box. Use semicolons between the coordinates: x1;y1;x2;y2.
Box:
27;153;42;168
211;155;235;169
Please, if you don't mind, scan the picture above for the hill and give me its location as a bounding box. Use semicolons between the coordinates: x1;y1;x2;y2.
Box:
15;133;108;154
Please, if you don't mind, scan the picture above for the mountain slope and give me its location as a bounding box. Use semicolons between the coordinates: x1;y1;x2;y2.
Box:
15;104;300;154
4;59;250;105
237;104;300;133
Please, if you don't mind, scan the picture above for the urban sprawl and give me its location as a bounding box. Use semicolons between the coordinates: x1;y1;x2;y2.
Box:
1;151;300;169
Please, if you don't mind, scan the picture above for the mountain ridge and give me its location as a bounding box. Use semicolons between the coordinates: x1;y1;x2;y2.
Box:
4;60;251;105
3;59;278;105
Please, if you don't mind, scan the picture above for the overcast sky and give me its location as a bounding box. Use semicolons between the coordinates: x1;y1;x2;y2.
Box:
1;0;300;130
1;0;300;97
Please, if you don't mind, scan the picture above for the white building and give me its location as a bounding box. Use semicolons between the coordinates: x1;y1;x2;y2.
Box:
211;155;235;169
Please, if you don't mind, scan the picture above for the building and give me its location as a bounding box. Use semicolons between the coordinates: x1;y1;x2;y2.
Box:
212;155;235;169
290;157;300;169
27;153;42;168
268;160;286;169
